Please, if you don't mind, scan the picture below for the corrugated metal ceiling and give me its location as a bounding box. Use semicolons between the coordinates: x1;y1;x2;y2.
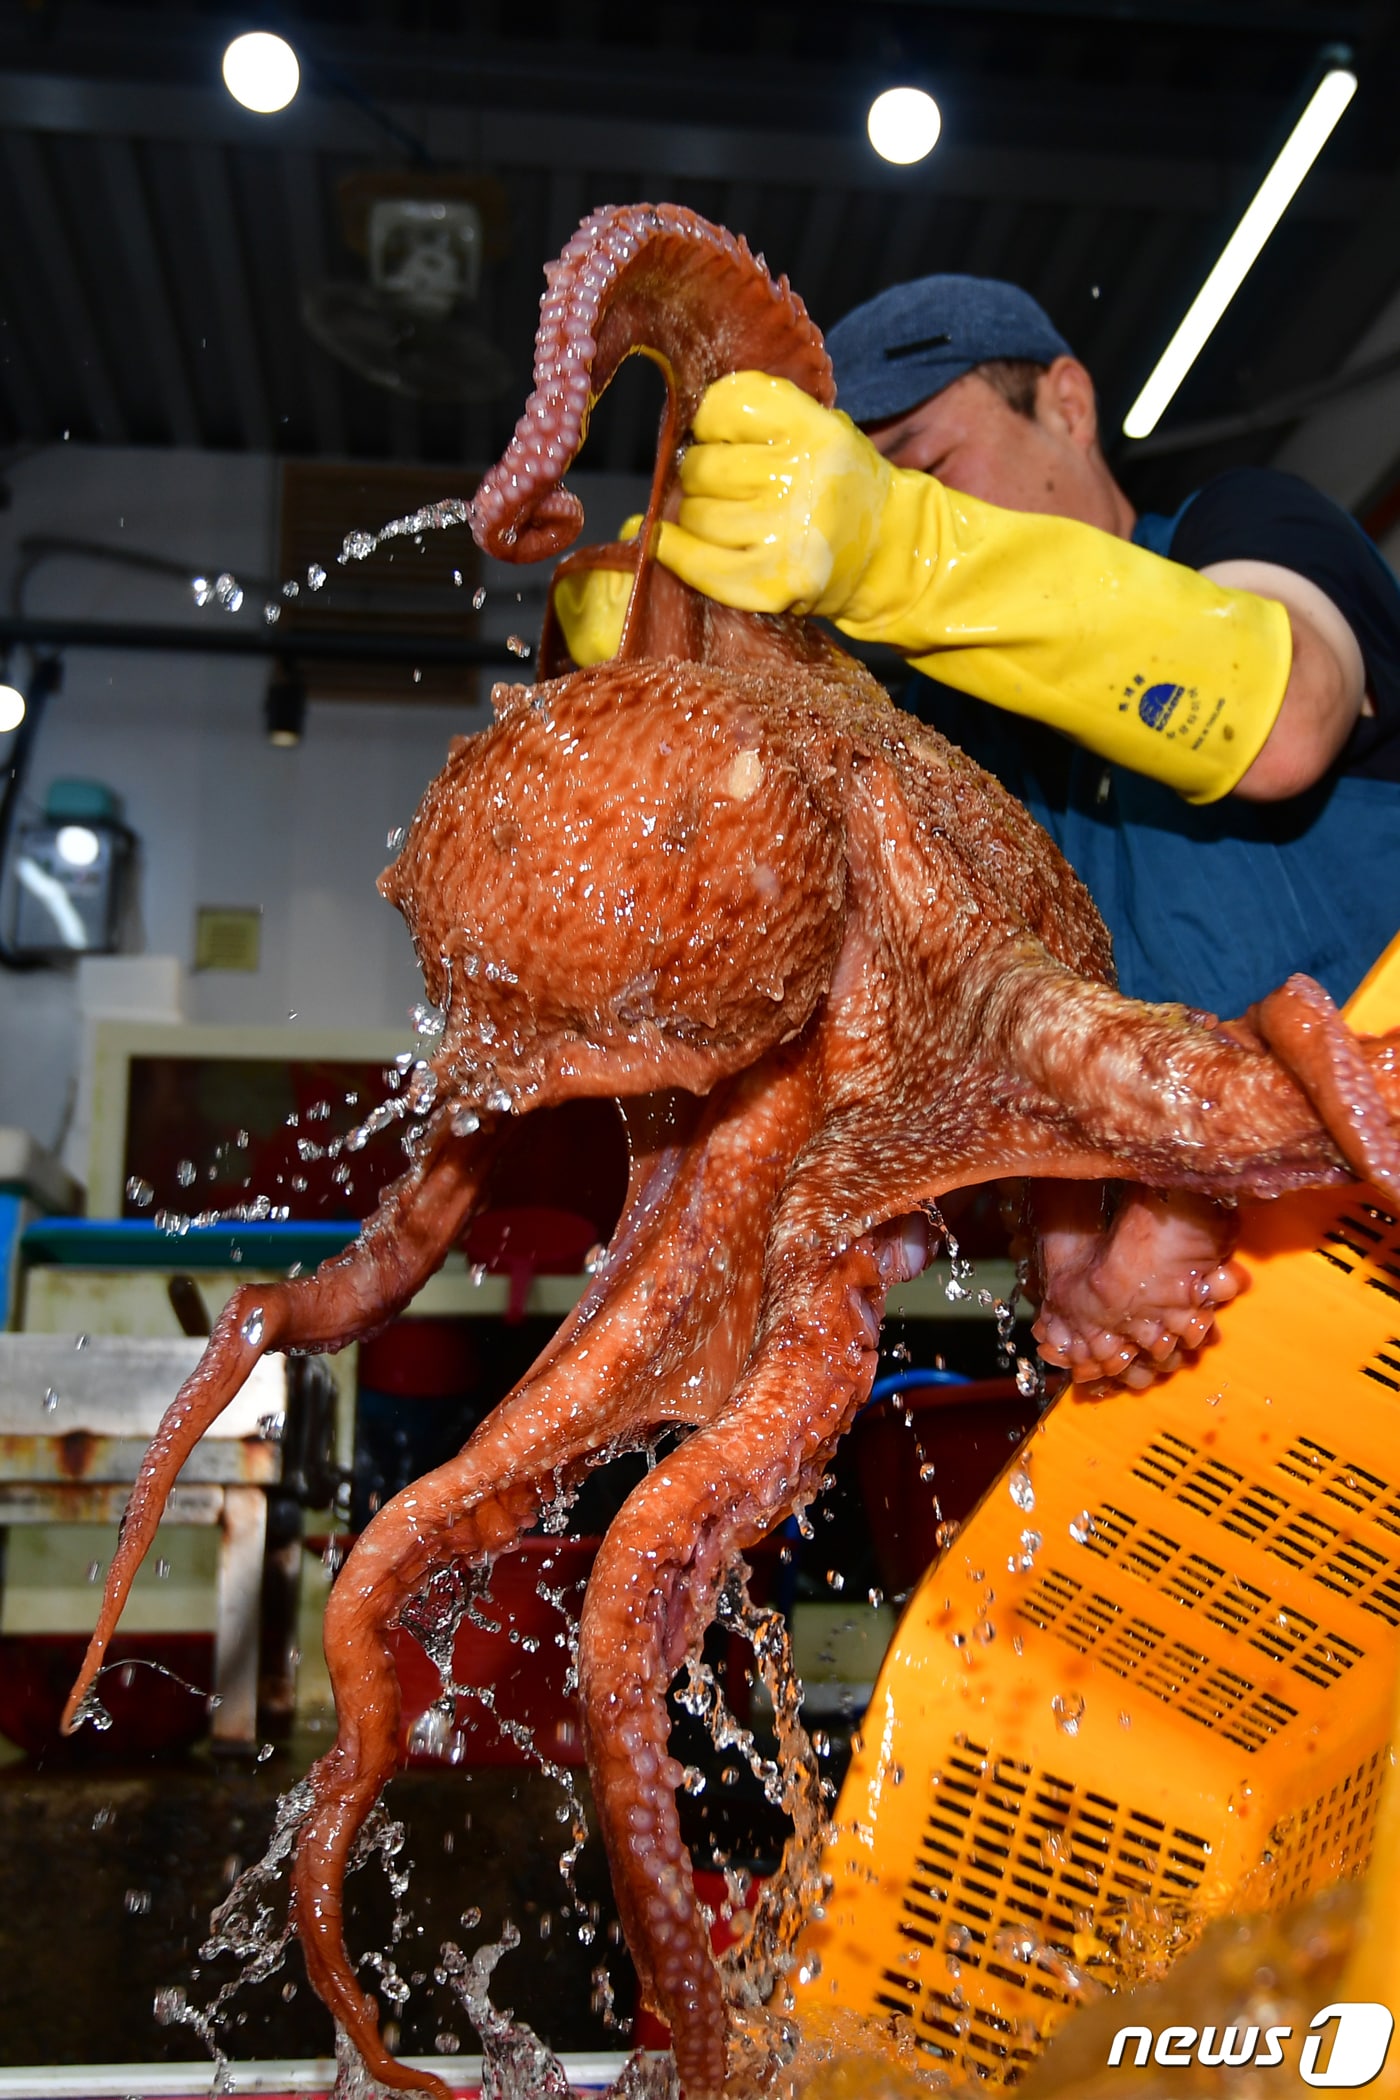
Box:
3;0;1400;518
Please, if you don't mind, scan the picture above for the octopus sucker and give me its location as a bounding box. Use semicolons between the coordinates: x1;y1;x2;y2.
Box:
66;199;1400;2096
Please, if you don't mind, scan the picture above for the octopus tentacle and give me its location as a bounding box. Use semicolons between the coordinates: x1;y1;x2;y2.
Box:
288;1055;820;2097
61;1110;501;1737
469;201;832;563
577;1213;928;2097
1026;1180;1243;1389
977;955;1400;1202
1251;972;1400;1197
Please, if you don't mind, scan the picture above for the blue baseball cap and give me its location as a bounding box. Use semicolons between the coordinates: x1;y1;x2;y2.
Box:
826;274;1073;424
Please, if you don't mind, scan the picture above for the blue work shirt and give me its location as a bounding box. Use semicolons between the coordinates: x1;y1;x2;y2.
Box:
906;468;1400;1020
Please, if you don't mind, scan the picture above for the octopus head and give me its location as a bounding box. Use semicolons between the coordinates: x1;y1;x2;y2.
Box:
379;661;847;1112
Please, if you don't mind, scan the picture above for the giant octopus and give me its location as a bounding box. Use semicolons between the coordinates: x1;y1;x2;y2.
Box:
65;205;1400;2098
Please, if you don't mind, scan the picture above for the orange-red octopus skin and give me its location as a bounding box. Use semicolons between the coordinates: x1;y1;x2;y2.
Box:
63;199;1400;2100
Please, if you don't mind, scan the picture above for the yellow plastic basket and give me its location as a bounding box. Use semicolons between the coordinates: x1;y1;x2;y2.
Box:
795;938;1400;2086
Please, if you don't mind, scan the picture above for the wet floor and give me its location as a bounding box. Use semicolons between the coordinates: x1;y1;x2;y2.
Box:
0;1736;626;2069
0;1705;818;2074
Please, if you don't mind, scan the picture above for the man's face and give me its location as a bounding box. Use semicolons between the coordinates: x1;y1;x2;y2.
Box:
862;363;1124;534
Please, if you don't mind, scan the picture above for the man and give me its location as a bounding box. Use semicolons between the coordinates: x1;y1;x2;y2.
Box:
641;275;1400;1022
552;275;1400;1382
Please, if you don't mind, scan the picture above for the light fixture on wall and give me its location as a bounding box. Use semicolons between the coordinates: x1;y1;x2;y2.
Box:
264;665;307;747
0;667;25;733
867;86;942;166
222;30;300;114
10;779;135;959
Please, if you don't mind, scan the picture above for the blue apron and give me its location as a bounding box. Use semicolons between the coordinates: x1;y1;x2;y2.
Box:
916;504;1400;1020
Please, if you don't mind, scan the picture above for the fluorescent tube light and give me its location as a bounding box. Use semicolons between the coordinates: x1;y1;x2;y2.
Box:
1123;65;1357;440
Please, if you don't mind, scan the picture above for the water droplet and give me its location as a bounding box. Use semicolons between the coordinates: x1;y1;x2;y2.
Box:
156;1558;170;1580
340;529;376;564
411;1002;444;1038
485;1086;513;1113
1008;1465;1035;1513
1068;1509;1096;1545
214;572;243;613
74;1334;88;1350
470;1262;487;1288
452;1105;480;1136
240;1307;265;1348
472;586;486;610
176;1159;196;1188
262;600;281;625
506;634;529;658
124;1888;150;1915
1051;1691;1086;1735
43;1386;59;1414
86;1559;102;1584
125;1175;154;1208
281;579;300;599
387;825;407;853
918;1461;936;1482
256;1742;274;1764
306;563;326;591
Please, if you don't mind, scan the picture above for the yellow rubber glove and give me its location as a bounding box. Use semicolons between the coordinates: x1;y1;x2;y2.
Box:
656;373;1293;804
551;516;645;667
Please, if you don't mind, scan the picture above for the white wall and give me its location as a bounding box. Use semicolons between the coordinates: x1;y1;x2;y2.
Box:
0;443;649;1168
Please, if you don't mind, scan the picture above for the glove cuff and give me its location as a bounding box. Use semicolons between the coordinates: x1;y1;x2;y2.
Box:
836;480;1294;804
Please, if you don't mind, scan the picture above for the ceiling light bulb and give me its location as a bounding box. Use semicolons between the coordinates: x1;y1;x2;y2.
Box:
56;825;101;869
222;31;300;115
0;683;24;733
868;87;942;166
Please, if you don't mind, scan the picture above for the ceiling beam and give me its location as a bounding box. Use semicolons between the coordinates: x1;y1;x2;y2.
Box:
186;142;272;453
0;614;525;667
791;189;849;329
1086;208;1196;400
0;129;127;444
874;190;942;288
0;246;49;441
1031;202;1109;327
545;168;588;260
277;145;349;460
0;73;1373;224
92;136;200;448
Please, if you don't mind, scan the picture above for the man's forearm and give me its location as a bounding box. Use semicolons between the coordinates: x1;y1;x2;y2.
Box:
1205;559;1367;802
